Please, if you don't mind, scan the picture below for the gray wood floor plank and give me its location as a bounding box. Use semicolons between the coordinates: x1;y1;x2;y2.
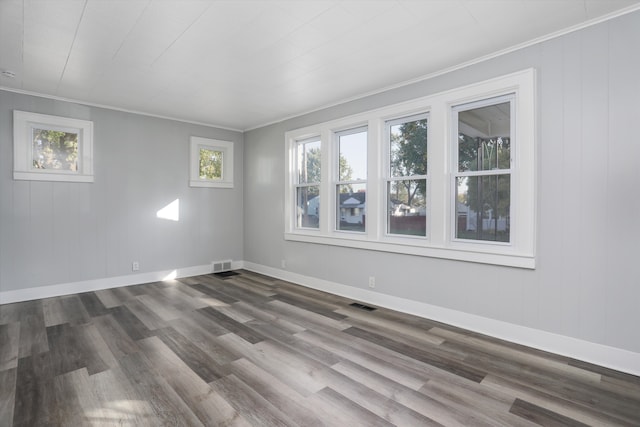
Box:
306;387;397;427
0;368;16;426
231;300;307;335
156;326;227;382
197;306;267;344
344;326;486;383
226;358;326;427
17;307;49;358
296;328;432;391
117;351;205;426
0;322;19;372
93;288;123;309
88;365;155;426
3;270;640;426
91;313;140;358
210;374;299;427
509;398;590;426
107;305;155;341
482;373;635;426
77;291;110;318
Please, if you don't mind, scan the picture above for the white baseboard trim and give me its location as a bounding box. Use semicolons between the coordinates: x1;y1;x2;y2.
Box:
241;261;640;377
0;264;216;304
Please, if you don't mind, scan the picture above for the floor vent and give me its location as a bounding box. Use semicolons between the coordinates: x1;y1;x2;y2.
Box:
349;302;376;311
213;270;240;279
212;260;232;273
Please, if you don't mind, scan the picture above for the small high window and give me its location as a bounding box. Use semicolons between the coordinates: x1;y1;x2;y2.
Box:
14;111;94;183
189;136;233;188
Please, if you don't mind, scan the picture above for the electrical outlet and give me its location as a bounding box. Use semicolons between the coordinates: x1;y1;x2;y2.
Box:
368;276;375;288
281;260;286;269
132;261;140;271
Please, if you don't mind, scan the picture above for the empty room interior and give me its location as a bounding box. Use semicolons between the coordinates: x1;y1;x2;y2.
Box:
2;0;640;425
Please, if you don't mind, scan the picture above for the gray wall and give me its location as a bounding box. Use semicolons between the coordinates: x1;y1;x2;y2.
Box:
243;12;640;354
0;91;243;292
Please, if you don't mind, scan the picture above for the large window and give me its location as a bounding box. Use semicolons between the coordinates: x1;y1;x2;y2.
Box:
13;111;94;183
386;114;428;237
336;127;367;233
454;96;513;243
284;69;536;268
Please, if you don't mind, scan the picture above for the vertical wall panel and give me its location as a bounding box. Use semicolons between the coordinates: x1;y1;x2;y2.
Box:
559;31;584;337
243;10;640;355
578;23;609;344
605;13;640;350
0;92;244;293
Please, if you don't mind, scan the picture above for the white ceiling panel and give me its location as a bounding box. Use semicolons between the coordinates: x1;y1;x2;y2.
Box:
1;0;639;130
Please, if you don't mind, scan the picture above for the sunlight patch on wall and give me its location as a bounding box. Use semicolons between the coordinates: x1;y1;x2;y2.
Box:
157;199;180;221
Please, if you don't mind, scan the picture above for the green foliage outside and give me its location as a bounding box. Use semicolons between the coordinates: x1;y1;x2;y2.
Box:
390;119;428;206
199;148;223;180
32;129;78;171
303;148;353;192
458;134;511;241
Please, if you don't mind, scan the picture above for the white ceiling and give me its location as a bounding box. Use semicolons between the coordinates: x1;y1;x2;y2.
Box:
1;0;639;131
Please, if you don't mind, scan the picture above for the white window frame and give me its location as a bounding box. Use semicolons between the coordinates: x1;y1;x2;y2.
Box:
334;126;368;234
284;69;536;269
451;94;515;245
189;136;234;188
384;112;429;240
294;136;322;230
13;110;94;183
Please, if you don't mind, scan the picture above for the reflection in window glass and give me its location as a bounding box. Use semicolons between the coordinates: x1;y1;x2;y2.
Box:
297;139;321;184
296;186;320;228
458;102;510;172
337;183;366;232
336;128;367;232
387;115;427;237
295;138;321;229
199;148;223;180
390;119;427;177
388;180;426;236
455;97;512;243
32;128;78;171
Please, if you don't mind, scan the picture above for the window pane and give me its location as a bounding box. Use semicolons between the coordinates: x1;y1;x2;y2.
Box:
458;101;510;172
338;129;367;181
199;148;223;180
296;186;320;229
297;139;321;184
390;118;427;177
387;179;426;236
337;183;366;232
32;128;78;171
456;175;510;242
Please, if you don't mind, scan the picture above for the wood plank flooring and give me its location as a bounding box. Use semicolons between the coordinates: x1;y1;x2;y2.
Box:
1;270;639;426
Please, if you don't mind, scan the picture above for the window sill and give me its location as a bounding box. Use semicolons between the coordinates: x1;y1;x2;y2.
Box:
284;232;535;269
14;171;94;183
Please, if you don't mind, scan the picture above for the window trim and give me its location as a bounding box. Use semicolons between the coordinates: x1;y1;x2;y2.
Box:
451;94;515;245
13;110;94;183
284;69;536;269
189;136;234;188
384;112;429;239
294;136;322;230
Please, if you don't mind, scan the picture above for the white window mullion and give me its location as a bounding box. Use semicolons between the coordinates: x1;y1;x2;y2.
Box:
367;119;381;240
429;104;447;247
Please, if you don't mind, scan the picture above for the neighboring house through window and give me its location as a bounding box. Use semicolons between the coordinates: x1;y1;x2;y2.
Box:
284;69;536;268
